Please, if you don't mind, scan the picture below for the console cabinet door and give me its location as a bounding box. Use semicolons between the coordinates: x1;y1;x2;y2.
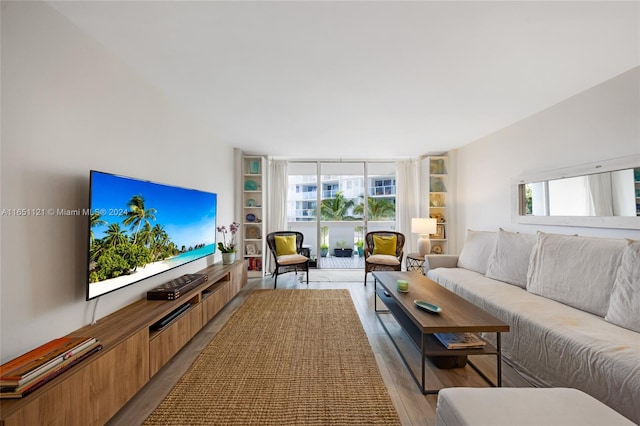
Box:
149;305;203;377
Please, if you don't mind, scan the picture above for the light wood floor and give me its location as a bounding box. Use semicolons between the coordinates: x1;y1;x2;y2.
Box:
108;271;532;426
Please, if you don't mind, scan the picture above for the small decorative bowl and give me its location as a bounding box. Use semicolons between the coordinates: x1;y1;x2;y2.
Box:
244;180;258;190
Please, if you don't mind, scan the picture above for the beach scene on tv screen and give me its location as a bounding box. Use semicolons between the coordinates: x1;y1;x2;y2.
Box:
88;172;216;299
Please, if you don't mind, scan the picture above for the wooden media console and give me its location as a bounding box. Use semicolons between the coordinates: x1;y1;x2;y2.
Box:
0;260;247;426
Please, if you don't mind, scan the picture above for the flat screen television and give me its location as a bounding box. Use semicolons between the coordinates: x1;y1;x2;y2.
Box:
87;170;217;300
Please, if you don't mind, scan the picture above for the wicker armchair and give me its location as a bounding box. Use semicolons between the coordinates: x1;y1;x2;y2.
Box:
266;231;310;288
364;231;405;286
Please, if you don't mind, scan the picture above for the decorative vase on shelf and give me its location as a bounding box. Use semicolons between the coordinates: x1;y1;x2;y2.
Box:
249;160;260;174
222;252;236;265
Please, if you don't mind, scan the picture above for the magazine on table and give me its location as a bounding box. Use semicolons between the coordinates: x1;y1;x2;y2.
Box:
434;332;486;349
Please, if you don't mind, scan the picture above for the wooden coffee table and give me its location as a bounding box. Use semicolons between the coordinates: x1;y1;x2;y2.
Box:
372;271;509;394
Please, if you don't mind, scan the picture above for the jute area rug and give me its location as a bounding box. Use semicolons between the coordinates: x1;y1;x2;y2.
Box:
144;289;401;425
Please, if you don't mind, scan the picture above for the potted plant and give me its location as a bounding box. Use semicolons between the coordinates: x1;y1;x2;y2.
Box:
217;221;240;264
356;239;364;257
320;226;329;257
334;240;353;258
354;225;365;257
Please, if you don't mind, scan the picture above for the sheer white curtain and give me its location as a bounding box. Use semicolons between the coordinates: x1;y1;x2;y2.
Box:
395;159;420;253
267;159;288;272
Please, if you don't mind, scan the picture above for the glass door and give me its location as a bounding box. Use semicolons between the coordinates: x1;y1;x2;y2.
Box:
286;161;396;270
286;162;319;268
319;162;364;269
365;162;397;231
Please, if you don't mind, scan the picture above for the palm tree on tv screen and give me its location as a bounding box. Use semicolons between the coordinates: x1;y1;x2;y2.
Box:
122;194;157;244
136;222;154;248
103;223;128;248
89;212;107;242
89;194;189;282
151;224;176;260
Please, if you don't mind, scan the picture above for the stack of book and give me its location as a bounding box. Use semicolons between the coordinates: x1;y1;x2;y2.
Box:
247;257;262;271
434;332;486;349
0;336;102;398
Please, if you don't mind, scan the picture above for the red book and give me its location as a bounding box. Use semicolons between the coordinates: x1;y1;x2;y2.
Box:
1;337;95;386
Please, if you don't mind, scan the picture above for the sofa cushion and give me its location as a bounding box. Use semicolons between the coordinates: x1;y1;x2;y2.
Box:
457;230;496;275
486;229;536;288
526;232;627;317
605;240;640;333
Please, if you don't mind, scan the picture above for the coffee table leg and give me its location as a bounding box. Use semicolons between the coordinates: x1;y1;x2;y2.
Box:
421;333;428;394
464;333;504;389
497;332;502;387
374;280;377;311
374;279;390;314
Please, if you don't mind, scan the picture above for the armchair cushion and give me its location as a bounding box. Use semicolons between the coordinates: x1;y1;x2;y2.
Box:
276;254;309;266
275;235;297;256
372;235;397;256
366;254;400;266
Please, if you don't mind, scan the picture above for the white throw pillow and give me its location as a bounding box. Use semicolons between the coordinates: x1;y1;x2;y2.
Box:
526;232;627;317
457;230;497;275
486;229;536;288
605;240;640;332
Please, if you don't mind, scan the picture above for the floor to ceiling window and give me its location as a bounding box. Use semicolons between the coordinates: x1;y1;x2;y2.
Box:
287;161;396;269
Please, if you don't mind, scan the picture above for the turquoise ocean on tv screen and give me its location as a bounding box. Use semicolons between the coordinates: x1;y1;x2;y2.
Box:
166;243;215;266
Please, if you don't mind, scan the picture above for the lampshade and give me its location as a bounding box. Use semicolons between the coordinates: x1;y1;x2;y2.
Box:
412;218;438;257
411;218;437;235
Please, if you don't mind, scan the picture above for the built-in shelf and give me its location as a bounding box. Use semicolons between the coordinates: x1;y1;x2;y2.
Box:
426;155;450;254
242;155;266;277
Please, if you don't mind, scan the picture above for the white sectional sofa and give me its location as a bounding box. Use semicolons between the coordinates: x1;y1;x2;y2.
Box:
424;229;640;424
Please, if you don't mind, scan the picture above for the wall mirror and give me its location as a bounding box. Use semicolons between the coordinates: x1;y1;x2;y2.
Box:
512;155;640;229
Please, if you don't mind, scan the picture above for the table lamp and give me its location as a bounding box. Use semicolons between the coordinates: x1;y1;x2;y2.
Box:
412;218;438;257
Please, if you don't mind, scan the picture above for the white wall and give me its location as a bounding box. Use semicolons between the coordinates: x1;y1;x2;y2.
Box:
0;2;236;361
454;67;640;247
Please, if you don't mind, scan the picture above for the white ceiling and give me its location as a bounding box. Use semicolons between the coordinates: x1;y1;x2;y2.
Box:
48;1;640;160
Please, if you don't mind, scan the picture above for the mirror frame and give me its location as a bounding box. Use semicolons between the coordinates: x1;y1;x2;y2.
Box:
512;154;640;230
